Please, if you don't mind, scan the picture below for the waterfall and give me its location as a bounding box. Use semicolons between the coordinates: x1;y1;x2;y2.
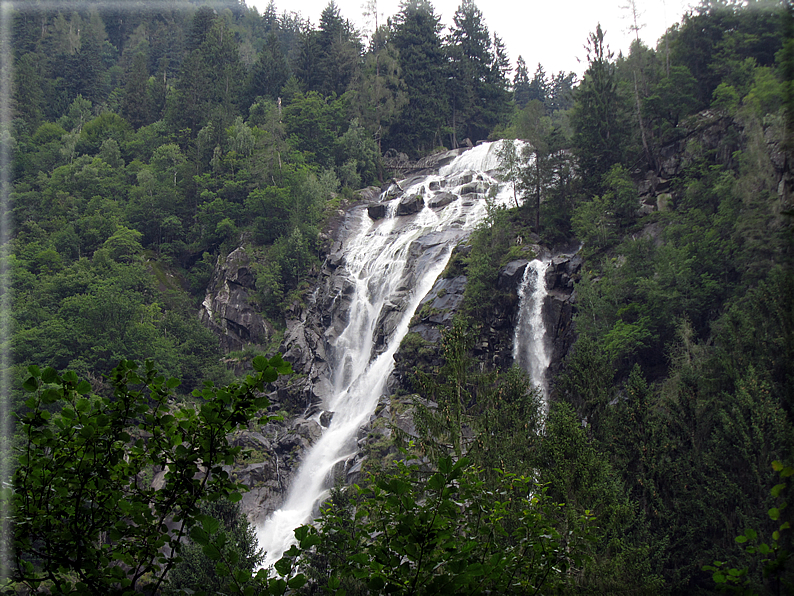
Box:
256;142;518;565
512;259;551;407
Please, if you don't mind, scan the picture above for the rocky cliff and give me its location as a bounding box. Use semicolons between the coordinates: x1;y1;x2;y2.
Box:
199;248;274;354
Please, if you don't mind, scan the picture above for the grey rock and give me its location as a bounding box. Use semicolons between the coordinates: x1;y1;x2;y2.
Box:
428;192;457;209
199;247;273;353
356;186;382;202
498;260;528;290
657;193;673;212
396;194;425;216
367;202;388;220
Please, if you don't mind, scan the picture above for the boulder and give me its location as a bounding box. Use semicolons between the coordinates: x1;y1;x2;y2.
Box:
396;194;425;216
428;180;445;191
356;186;382;202
367;202;388;220
428;192;456;209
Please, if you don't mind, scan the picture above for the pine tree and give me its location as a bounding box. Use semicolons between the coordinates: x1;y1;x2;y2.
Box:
246;31;290;103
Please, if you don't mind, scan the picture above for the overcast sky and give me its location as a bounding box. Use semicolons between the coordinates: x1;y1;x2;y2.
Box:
247;0;694;78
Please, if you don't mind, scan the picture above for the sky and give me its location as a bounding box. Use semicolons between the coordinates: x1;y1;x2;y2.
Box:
247;0;695;78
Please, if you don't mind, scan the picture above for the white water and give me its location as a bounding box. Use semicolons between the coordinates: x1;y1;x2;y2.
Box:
512;259;551;408
256;142;519;565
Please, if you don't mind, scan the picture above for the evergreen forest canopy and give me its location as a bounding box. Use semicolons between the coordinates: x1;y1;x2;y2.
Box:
4;0;794;593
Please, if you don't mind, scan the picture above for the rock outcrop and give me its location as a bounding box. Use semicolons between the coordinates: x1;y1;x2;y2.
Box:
199;248;273;353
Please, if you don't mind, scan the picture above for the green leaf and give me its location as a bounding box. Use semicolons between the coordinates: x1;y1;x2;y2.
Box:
735;535;748;543
300;534;321;549
772;460;784;472
22;376;38;392
252;355;268;371
190;526;210;545
202;543;222;560
389;478;411;495
428;473;445;491
201;516;221;535
76;380;92;394
41;388;60;403
287;574;306;589
367;576;386;591
41;367;58;383
294;525;309;541
273;557;292;577
769;508;780;521
228;492;242;503
771;483;786;498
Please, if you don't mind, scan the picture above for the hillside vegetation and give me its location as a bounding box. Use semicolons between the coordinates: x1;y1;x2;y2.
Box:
5;0;793;593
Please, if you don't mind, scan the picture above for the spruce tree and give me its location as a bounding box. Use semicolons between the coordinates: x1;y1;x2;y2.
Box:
571;24;627;196
386;0;447;156
513;55;531;108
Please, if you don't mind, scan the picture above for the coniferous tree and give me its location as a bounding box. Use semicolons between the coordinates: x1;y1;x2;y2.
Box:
347;25;407;154
13;52;45;127
291;26;320;94
386;0;447;156
122;52;151;129
571;24;627;196
246;31;290;103
167;14;243;135
547;70;576;113
527;62;548;103
445;0;509;145
317;2;362;97
513;55;531;108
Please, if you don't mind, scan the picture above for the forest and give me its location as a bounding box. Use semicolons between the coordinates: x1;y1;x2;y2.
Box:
4;0;793;594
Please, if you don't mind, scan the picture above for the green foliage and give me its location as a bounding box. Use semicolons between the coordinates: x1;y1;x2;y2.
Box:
410;320;544;486
704;461;794;594
539;402;664;592
164;498;264;596
304;454;595;595
571;25;628;196
387;0;448;157
11;354;292;595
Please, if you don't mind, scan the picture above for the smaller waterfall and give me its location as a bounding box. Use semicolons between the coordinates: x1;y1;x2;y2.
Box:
512;260;551;406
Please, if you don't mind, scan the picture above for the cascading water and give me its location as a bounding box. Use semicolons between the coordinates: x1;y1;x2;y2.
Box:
256;142;521;565
512;259;551;407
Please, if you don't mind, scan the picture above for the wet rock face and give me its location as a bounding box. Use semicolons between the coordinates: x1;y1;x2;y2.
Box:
199;247;273;353
230;416;324;525
543;255;581;381
390;250;582;399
